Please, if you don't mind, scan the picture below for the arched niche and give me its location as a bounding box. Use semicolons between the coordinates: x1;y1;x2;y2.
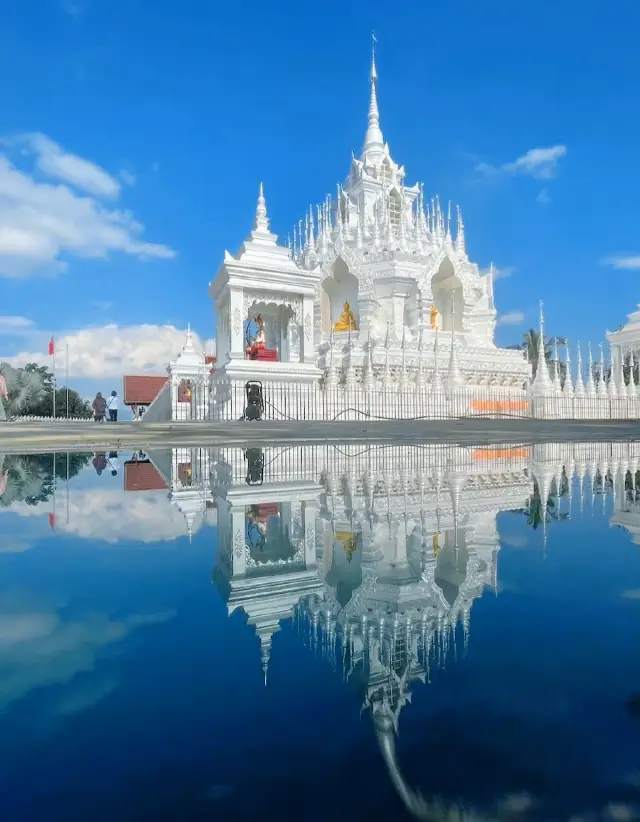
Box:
325;529;363;608
321;257;359;333
246;301;296;361
246;502;297;570
431;258;463;333
434;533;469;606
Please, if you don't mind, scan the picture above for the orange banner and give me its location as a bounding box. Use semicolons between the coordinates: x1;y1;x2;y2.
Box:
472;447;530;460
471;400;530;413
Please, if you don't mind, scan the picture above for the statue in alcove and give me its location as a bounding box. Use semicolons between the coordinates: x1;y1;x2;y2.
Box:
430;302;439;330
334;301;358;332
245;314;266;359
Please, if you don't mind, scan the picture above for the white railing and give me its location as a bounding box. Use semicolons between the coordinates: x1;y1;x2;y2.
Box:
138;372;640;424
8;415;95;424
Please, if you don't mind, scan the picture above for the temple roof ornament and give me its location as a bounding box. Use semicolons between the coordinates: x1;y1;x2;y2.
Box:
531;301;553;395
361;37;385;163
254;182;269;233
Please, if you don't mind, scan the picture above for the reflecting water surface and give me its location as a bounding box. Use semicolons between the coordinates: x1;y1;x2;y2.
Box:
1;443;640;821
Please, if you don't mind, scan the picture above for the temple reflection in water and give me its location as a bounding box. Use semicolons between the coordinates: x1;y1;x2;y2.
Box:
208;442;638;683
203;440;640;818
2;440;640;820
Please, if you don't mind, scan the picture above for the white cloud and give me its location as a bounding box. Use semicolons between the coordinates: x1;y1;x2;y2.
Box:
53;675;119;716
13;132;121;198
497;793;534;814
622;589;640;600
537;187;551;205
494;265;516;281
476;145;567;180
3;323;215;378
0;133;175;278
601;255;640;270
0;534;33;553
0;587;174;711
501;534;529;549
7;487;195;543
497;311;525;327
119;169;136;187
0;315;34;334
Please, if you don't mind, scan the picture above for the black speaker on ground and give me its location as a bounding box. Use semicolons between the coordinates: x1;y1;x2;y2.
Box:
242;381;264;421
245;448;264;485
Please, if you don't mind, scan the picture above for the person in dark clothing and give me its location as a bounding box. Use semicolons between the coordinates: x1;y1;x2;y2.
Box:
92;452;107;475
92;392;107;422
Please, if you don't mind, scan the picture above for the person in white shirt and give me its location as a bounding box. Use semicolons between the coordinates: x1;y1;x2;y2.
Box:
106;391;119;422
107;451;120;476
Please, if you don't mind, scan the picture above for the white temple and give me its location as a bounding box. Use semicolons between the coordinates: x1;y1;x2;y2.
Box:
141;45;640;424
202;45;530;421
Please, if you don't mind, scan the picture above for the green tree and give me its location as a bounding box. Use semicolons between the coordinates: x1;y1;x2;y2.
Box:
507;329;568;379
520;472;570;531
0;362;91;418
0;453;92;507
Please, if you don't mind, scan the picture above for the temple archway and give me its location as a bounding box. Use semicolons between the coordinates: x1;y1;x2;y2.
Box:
431;258;463;333
325;529;363;608
434;532;469;606
321;257;359;333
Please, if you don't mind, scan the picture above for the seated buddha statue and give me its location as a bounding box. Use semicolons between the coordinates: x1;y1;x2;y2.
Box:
343;535;357;563
245;314;266;359
334;301;357;332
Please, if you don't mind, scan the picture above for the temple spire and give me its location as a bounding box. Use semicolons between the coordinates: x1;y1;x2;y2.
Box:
456;205;466;256
532;301;553;393
361;33;384;160
254;182;269;233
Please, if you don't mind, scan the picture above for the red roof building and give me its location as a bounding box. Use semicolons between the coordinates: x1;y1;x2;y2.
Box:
123;375;168;407
124;460;168;492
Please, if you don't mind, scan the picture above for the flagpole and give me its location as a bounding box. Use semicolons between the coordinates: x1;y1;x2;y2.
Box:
66;451;70;525
51;335;56;420
52;451;56;531
66;342;69;419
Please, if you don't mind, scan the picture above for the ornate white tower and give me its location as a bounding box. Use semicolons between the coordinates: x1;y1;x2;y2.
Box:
288;42;528;390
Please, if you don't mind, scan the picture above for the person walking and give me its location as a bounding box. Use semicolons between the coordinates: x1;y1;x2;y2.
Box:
92;392;107;422
106;390;119;422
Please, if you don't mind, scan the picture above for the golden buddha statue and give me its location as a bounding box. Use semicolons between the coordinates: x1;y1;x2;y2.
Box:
343;535;357;563
333;301;357;332
430;302;439;330
432;532;440;557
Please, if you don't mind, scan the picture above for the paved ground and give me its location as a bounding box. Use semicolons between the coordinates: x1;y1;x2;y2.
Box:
1;418;640;453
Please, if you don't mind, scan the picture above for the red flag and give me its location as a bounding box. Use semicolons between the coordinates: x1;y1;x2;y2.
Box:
48;337;55;356
48;512;55;530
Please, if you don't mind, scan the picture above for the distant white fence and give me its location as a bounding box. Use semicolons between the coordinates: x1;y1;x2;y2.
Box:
9;415;95;424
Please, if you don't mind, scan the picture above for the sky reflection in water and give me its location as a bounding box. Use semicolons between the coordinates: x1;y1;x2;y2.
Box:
0;443;640;822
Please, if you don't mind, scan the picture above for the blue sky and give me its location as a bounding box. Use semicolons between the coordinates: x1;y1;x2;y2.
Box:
0;0;639;397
